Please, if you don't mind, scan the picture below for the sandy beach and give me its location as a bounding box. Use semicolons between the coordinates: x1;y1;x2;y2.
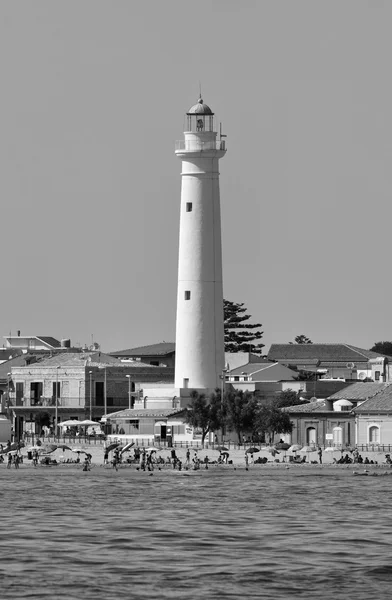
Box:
13;442;392;470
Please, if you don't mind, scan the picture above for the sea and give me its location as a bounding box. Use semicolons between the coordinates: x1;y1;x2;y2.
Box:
0;464;391;600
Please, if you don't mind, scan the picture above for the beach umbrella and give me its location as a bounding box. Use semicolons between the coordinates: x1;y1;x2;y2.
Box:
57;444;72;452
325;447;338;452
106;442;120;453
246;447;260;454
78;420;101;427
275;442;291;451
39;444;58;454
288;444;302;452
58;419;80;427
120;442;135;454
215;446;229;452
300;446;317;453
71;449;88;455
144;447;160;452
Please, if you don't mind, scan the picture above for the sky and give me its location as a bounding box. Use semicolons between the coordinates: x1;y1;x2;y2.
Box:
1;0;392;354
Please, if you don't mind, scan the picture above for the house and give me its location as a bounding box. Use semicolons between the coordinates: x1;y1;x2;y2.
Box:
3;334;63;352
104;407;193;445
7;351;175;438
350;384;392;447
0;348;22;365
284;382;389;448
268;343;392;382
283;398;356;448
110;342;176;368
226;359;349;401
0;353;40;408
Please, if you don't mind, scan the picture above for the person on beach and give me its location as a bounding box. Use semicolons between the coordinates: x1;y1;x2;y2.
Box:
318;447;322;464
245;453;249;469
33;449;39;467
7;453;12;469
147;452;154;471
103;448;109;465
250;453;254;465
204;455;209;469
186;448;190;464
140;450;146;471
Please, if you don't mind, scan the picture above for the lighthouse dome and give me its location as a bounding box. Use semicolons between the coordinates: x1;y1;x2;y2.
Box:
187;97;213;115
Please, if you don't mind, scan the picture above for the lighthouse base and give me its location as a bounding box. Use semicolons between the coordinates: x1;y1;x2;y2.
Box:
133;383;217;411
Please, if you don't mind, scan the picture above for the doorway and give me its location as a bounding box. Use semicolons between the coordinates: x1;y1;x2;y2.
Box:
306;427;316;445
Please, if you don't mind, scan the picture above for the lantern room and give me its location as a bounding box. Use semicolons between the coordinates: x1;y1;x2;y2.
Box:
186;96;214;132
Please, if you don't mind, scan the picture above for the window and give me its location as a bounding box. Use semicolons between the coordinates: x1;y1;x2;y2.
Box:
183;378;189;389
185;291;191;300
95;382;104;406
16;383;24;401
333;426;342;445
375;371;380;381
186;202;192;212
369;425;380;444
52;382;61;400
150;361;159;366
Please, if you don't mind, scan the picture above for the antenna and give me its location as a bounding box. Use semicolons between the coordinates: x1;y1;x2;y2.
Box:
199;81;202;99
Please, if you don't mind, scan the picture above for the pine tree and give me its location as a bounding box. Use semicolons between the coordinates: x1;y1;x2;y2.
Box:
224;300;264;354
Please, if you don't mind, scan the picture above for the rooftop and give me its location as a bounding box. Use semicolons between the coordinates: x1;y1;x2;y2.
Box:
283;399;330;413
187;96;213;115
104;408;185;420
353;384;392;413
268;343;392;363
10;352;155;369
327;382;389;401
110;342;175;357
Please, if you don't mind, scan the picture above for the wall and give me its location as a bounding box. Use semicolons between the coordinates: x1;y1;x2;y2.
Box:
289;412;354;447
356;414;392;445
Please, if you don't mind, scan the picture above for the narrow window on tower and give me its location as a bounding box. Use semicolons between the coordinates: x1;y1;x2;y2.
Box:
185;290;191;300
186;202;192;212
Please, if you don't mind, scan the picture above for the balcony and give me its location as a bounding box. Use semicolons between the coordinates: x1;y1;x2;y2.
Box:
175;140;226;152
11;396;85;408
9;396;129;409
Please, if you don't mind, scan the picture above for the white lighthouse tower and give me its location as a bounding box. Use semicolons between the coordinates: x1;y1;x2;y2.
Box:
174;96;226;392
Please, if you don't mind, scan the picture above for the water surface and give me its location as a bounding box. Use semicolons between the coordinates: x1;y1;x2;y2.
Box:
1;465;391;599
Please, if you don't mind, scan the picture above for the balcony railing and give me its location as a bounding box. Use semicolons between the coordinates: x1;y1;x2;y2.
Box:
175;140;226;152
9;396;130;409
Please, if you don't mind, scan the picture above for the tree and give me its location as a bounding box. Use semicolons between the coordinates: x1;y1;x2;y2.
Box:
253;405;293;444
370;341;392;356
274;389;309;408
224;299;264;354
223;389;258;444
290;335;313;345
184;391;222;445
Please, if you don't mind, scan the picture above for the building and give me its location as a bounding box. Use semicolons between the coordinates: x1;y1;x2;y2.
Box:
7;352;174;437
104;407;193;445
110;342;175;368
284;382;389;448
268;343;391;382
3;334;63;352
328;382;392;447
283;398;356;448
174;95;226;393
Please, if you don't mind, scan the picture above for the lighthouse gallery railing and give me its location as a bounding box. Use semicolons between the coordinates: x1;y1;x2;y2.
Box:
175;140;226;151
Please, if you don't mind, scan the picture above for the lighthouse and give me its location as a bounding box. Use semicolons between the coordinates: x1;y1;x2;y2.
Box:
174;96;226;392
